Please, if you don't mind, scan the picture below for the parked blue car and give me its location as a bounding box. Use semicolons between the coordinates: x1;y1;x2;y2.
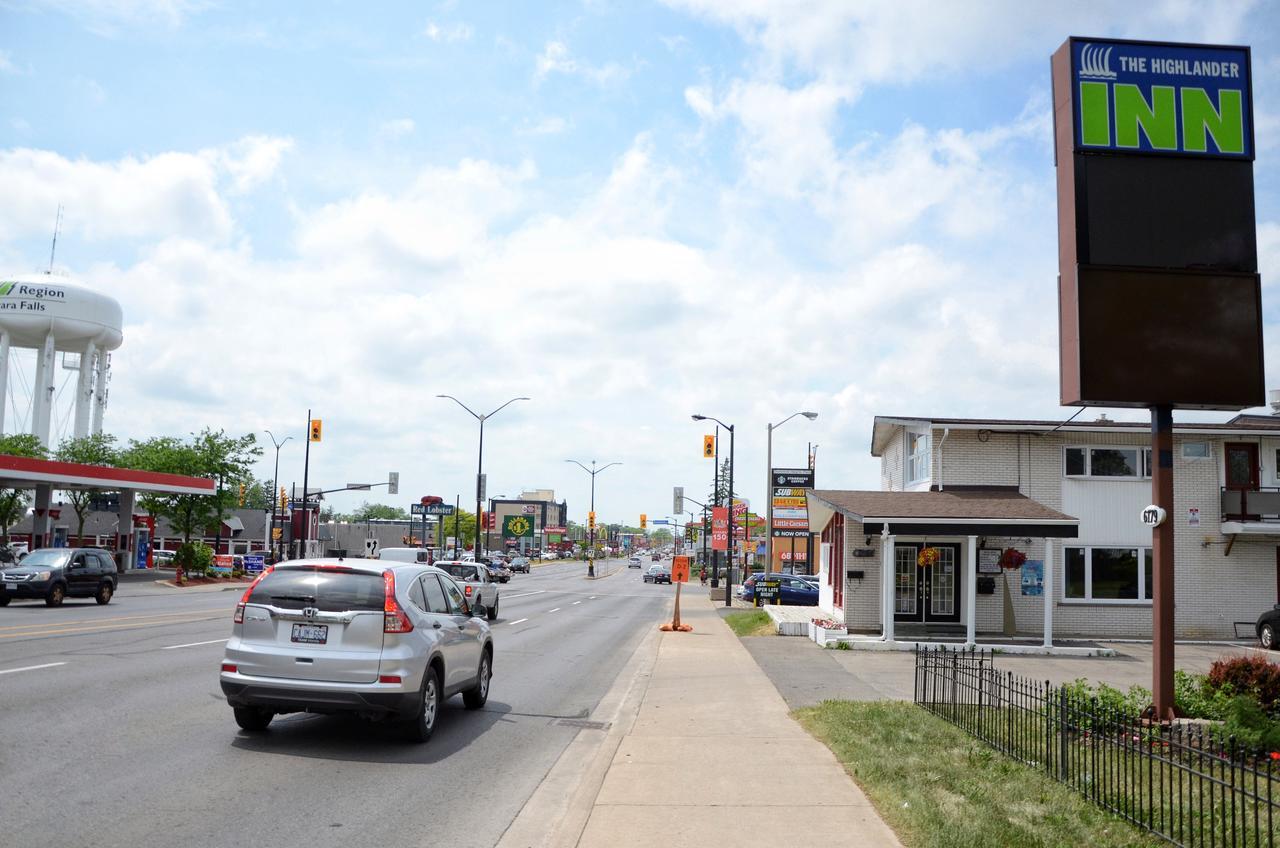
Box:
739;572;818;605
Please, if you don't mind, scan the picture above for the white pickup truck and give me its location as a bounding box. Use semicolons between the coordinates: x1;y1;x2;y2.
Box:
433;560;501;621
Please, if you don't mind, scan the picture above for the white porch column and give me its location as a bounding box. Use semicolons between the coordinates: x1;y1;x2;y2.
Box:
966;535;978;647
881;527;895;642
0;329;10;435
73;341;95;438
1043;539;1055;648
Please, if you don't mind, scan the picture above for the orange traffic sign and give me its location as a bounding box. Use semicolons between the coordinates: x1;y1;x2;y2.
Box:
671;555;690;583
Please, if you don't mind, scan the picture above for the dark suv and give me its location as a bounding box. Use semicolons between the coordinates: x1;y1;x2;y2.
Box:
0;548;118;606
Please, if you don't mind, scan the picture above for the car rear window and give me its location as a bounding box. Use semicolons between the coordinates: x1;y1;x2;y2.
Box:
248;567;384;611
441;564;479;582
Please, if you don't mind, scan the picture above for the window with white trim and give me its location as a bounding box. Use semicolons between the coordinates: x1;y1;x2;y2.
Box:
1064;546;1152;602
1063;446;1152;479
1182;442;1211;459
907;432;930;484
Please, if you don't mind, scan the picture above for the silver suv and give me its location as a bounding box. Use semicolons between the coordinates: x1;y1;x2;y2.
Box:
434;560;501;619
219;559;493;743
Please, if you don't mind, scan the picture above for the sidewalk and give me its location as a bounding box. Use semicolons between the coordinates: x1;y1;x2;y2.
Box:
572;593;902;847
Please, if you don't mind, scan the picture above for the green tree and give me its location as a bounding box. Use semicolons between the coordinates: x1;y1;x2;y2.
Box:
349;501;410;521
240;478;275;511
0;434;46;544
54;433;119;545
122;429;262;544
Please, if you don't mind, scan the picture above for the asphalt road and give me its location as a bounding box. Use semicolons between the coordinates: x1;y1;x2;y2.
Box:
0;557;670;848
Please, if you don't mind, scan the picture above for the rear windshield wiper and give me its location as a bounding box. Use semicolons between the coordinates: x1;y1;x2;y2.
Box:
270;594;317;604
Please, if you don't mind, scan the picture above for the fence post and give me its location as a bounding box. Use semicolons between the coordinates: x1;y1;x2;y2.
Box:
1058;683;1069;783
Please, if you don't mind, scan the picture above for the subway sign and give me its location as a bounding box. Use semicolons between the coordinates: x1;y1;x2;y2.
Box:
1071;38;1252;159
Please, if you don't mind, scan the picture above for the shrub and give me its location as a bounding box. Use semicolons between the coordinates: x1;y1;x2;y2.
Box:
174;541;214;578
1219;696;1280;752
1174;669;1238;720
1207;655;1280;713
1061;677;1150;716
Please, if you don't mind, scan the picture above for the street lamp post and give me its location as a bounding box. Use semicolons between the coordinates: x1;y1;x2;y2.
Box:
693;414;735;607
264;430;292;563
565;460;621;578
436;395;530;557
765;412;818;575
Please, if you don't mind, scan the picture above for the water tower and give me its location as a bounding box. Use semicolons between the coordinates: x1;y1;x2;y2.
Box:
0;273;123;447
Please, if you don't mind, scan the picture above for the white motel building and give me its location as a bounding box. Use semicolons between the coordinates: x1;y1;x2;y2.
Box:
808;413;1280;642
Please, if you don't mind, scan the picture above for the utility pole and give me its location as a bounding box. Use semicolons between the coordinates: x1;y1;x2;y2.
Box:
300;409;312;559
265;430;292;563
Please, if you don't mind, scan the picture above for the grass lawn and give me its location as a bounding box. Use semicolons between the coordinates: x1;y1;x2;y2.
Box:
795;701;1164;848
724;609;774;637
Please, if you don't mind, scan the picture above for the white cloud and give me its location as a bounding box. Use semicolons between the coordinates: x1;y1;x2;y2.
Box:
423;20;473;43
0;50;27;75
536;41;630;86
206;135;294;194
518;116;568;136
377;118;416;140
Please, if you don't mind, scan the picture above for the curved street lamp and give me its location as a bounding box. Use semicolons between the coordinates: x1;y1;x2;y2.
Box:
264;429;293;563
693;414;736;607
436;395;530;555
565;459;621;577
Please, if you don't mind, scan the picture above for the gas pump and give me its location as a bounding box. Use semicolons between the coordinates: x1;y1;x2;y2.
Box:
132;515;155;569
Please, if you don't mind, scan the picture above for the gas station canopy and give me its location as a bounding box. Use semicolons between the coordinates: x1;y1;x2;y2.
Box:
0;454;215;496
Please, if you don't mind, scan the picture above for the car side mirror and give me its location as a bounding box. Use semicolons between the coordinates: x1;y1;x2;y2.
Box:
471;601;486;618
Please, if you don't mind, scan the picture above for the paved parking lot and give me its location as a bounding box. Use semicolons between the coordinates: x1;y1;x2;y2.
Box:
739;632;1270;708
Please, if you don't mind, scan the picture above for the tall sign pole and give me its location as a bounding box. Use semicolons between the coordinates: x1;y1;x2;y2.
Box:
1052;37;1261;719
300;409;311;558
712;425;720;589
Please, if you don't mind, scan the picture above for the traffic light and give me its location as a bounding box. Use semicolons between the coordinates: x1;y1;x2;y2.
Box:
309;419;323;442
640;513;647;529
703;435;715;458
279;486;287;511
588;511;596;530
238;483;246;507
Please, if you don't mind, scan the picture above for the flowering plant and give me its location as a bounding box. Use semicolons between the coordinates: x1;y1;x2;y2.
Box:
811;617;842;629
997;547;1027;571
917;546;941;568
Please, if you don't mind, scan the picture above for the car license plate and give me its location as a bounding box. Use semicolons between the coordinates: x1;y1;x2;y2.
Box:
291;623;328;644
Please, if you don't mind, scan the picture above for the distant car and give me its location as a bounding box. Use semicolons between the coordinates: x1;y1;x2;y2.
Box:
380;547;434;565
486;561;512;583
739;573;818;606
651;553;660;562
644;564;671;585
0;548;118;606
434;561;501;620
152;550;176;566
219;559;493;742
508;557;530;573
628;556;642;568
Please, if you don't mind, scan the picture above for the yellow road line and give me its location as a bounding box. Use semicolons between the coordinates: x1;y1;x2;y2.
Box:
0;610;228;640
0;607;226;633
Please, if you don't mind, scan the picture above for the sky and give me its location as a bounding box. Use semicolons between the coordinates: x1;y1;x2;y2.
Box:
1;0;1279;526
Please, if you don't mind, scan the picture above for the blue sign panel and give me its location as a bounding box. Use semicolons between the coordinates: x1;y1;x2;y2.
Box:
244;555;265;574
1071;38;1252;159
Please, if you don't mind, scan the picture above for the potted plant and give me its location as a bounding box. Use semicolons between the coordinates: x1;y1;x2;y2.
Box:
809;616;845;645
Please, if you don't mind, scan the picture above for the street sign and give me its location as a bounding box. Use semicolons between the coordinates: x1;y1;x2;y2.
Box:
364;538;379;557
412;503;456;516
212;555;234;575
477;473;487;502
388;471;399;495
671;556;690;583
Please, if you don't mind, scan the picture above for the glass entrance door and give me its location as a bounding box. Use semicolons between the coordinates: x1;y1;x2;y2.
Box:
893;543;962;624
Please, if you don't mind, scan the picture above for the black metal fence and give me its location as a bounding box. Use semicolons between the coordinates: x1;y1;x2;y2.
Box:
915;646;1279;848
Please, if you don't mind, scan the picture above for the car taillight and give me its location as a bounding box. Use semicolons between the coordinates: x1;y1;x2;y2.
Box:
378;675;402;684
221;663;237;673
464;585;473;597
383;570;414;634
234;567;273;622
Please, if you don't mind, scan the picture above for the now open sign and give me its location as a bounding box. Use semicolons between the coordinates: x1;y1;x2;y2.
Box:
1070;38;1253;159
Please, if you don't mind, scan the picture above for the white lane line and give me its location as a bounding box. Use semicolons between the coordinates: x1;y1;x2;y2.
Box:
161;638;229;650
508;618;529;626
589;596;597;600
548;608;561;613
572;601;581;605
0;662;66;676
502;590;547;600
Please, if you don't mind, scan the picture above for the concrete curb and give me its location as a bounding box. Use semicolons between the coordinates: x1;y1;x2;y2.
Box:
496;599;667;848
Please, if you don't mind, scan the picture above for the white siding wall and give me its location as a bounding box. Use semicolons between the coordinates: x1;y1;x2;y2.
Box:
839;520;882;632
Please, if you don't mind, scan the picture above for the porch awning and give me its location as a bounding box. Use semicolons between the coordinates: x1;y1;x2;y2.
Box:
807;487;1079;538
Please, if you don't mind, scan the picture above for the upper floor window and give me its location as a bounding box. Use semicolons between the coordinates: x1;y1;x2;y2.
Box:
1063;446;1151;479
907;432;930;484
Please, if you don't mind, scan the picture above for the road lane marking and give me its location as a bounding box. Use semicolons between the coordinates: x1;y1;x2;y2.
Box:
0;610;228;640
502;590;547;600
572;601;581;605
508;618;529;626
0;662;66;675
589;596;597;600
161;638;229;650
0;608;225;633
548;608;560;613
